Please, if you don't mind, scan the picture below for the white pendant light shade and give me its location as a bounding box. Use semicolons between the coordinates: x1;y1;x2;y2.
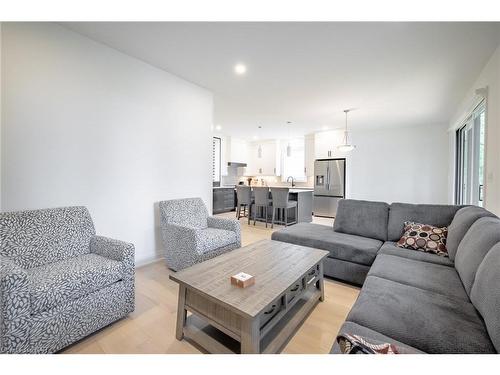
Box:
257;125;263;158
337;144;356;152
286;121;292;157
337;109;356;152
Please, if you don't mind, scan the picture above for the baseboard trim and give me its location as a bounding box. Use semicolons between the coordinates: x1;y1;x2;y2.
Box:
136;256;164;269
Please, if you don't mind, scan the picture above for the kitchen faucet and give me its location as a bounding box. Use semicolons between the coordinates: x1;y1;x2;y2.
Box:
287;176;296;187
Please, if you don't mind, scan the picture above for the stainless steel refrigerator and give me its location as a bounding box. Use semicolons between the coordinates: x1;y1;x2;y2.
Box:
313;158;346;218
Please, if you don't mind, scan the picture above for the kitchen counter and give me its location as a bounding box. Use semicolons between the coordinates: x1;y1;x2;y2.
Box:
242;187;313;224
289;188;314;193
212;185;313;223
287;190;313;223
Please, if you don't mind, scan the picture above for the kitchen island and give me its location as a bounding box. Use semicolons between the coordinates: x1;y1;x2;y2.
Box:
287;189;313;223
212;186;314;224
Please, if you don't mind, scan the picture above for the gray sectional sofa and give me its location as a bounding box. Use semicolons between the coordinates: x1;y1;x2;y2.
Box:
271;199;500;353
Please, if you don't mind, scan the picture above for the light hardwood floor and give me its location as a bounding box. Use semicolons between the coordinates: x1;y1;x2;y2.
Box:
62;213;359;354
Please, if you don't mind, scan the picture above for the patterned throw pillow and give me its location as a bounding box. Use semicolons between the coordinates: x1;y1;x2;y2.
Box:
396;221;448;256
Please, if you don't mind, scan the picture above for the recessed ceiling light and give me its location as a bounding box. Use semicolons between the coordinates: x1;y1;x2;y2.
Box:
234;63;247;75
215;125;222;131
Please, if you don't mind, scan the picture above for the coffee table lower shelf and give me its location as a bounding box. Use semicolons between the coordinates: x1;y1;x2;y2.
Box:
182;289;322;354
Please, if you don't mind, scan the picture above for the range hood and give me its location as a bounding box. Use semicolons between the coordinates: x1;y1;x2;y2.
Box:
227;162;247;167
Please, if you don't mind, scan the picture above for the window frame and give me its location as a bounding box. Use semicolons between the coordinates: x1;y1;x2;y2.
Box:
455;100;486;206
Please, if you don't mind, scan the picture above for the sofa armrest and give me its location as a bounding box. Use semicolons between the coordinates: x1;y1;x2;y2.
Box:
0;256;31;353
90;235;135;279
207;216;241;246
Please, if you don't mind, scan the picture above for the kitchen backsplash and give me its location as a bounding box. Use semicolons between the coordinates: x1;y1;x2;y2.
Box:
221;165;313;187
231;175;314;187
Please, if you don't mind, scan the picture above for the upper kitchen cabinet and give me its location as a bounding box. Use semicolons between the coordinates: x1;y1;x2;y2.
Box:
280;137;306;182
228;137;249;164
314;130;345;159
246;140;280;176
304;134;315;177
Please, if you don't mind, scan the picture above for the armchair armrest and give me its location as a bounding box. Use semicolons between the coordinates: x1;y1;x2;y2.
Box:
90;235;134;262
0;256;31;353
90;235;135;279
160;223;201;270
207;216;241;246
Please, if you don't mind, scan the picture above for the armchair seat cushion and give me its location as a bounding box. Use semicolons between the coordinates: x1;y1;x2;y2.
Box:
28;253;124;315
198;228;238;254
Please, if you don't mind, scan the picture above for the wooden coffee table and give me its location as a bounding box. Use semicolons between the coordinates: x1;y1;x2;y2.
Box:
169;239;329;354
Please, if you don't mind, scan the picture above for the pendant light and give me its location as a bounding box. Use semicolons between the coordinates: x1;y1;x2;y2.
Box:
337;109;356;152
257;126;263;158
286;121;292;157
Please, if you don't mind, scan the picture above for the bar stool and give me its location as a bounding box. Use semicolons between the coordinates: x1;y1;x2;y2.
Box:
252;187;272;228
236;185;253;224
270;187;298;228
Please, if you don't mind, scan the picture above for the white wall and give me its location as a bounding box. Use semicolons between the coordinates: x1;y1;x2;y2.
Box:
343;124;449;204
1;23;213;265
449;45;500;215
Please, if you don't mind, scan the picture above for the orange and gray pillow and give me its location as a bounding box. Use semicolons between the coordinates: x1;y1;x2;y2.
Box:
396;221;448;257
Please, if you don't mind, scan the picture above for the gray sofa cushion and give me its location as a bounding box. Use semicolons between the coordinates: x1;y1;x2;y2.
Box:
378;241;454;267
368;254;469;301
447;206;497;261
323;257;370;286
346;276;496;353
455;216;500;295
470;243;500;352
330;321;424;354
271;223;382;265
387;202;461;242
333;199;389;241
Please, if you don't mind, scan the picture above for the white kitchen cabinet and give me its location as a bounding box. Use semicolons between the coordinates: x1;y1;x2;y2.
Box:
245;143;259;175
246;140;280;176
229;137;249;164
314;130;344;159
280;138;306;182
261;141;279;175
304;134;315;177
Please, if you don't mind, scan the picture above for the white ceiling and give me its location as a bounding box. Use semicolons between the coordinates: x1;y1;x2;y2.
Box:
63;22;500;138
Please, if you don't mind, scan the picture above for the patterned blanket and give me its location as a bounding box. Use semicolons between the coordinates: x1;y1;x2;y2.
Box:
337;333;400;354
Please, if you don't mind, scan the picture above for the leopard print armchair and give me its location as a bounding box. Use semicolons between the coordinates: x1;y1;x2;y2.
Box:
0;206;135;353
159;198;241;271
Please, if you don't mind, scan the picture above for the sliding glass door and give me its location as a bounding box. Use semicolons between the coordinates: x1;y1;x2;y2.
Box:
456;102;485;206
